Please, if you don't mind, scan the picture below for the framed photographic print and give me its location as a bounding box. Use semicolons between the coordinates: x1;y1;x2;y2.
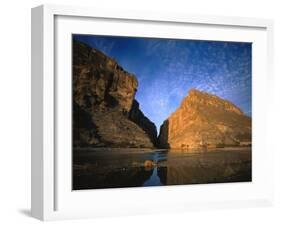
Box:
31;4;274;221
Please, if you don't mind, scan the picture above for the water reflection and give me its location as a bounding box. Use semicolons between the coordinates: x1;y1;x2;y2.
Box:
73;148;251;190
143;167;163;186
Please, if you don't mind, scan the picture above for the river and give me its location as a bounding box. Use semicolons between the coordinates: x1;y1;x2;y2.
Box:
73;147;251;190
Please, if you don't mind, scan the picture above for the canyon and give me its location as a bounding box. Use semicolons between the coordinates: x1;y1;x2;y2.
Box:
73;40;251;150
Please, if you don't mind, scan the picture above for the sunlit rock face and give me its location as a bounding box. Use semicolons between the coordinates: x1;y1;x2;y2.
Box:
73;40;157;148
73;40;138;112
158;89;251;149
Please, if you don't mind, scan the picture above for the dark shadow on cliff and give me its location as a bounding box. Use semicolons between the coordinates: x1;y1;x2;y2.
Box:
73;102;102;147
128;99;158;147
157;120;170;148
72;40;159;149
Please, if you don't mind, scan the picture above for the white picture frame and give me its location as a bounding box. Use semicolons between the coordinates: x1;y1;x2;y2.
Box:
31;4;274;221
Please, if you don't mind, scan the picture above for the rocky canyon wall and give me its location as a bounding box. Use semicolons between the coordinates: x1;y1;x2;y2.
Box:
73;40;157;148
73;40;251;150
158;89;251;149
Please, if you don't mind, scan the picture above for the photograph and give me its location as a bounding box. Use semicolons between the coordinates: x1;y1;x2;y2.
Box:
72;34;252;190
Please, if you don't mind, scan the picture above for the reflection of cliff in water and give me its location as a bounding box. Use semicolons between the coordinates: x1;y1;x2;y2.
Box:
74;166;153;190
156;150;252;185
73;148;251;190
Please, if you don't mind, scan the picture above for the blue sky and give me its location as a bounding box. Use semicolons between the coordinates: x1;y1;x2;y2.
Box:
73;35;252;133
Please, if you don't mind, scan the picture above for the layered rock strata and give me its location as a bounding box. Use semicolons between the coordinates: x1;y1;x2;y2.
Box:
73;40;157;148
158;89;251;149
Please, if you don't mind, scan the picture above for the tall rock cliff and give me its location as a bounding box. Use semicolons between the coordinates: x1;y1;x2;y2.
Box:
129;100;158;145
158;89;251;149
73;40;157;148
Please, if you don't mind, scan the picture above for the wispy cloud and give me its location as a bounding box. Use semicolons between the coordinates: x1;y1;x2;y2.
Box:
74;35;252;130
